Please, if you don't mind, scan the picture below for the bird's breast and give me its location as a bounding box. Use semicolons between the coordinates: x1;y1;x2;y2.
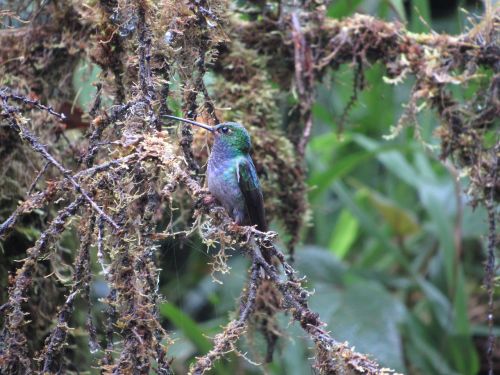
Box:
207;157;245;216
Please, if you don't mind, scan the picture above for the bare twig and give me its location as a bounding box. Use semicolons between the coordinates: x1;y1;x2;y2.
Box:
27;161;50;195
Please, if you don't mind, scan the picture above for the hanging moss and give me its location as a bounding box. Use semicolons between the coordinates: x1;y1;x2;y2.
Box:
0;1;498;374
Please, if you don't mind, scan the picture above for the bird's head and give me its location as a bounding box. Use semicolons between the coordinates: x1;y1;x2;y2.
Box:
213;122;251;153
163;115;251;153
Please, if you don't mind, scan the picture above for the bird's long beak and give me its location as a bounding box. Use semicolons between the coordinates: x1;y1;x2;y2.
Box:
163;115;214;132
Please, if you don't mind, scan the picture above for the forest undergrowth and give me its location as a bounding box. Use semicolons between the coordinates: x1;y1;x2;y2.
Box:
0;1;498;374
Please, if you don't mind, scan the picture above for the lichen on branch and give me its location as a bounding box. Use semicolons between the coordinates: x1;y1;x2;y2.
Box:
0;1;498;374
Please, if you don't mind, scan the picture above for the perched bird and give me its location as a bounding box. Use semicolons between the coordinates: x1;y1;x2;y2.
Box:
164;115;267;232
165;116;276;362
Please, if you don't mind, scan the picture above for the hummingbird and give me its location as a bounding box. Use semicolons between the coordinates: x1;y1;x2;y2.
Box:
164;115;268;233
165;116;277;362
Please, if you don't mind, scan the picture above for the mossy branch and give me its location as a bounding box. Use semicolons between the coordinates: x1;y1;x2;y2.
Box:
0;1;497;374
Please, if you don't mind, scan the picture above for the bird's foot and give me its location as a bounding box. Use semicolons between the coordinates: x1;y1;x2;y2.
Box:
202;195;216;205
228;222;244;233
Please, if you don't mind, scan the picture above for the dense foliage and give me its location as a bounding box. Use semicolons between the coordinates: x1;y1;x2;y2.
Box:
0;1;498;374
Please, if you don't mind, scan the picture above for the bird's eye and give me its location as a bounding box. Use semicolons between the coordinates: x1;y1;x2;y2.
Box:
220;126;229;134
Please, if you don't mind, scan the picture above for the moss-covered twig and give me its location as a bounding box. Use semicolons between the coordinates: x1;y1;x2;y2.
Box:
0;103;119;229
0;197;85;373
40;215;96;373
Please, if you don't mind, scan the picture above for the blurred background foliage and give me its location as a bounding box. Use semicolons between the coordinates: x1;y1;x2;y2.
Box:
153;1;497;374
1;0;497;374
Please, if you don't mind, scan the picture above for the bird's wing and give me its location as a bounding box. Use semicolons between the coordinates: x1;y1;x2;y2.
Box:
237;157;267;232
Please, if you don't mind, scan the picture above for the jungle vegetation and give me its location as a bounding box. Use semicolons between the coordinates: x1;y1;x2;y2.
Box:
0;0;498;374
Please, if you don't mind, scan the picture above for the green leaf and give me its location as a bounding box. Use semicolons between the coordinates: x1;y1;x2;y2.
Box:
365;189;420;237
160;303;212;354
449;269;479;375
410;0;432;33
308;130;347;162
415;276;452;329
296;248;406;371
327;0;363;18
425;195;456;292
309;141;408;201
413;152;438;183
72;59;103;111
279;320;312;375
310;279;407;372
403;314;460;375
389;0;407;21
312;102;333;124
328;209;359;258
414;272;478;374
353;134;418;187
332;182;412;271
295;246;346;284
309;150;372;200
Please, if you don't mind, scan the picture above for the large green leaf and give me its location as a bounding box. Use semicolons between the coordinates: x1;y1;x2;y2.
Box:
389;0;407;22
415;276;454;331
295;246;346;285
312;279;407;372
364;188;420;238
425;195;457;292
279;321;312;375
332;182;412;271
295;248;407;372
72;59;103;110
353;134;418;188
448;269;479;375
403;314;460;375
327;0;363;18
328;209;359;259
410;0;432;33
308;140;408;201
160;302;212;354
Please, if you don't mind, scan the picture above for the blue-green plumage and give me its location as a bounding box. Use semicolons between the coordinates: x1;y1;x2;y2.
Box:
164;116;267;232
207;124;266;231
